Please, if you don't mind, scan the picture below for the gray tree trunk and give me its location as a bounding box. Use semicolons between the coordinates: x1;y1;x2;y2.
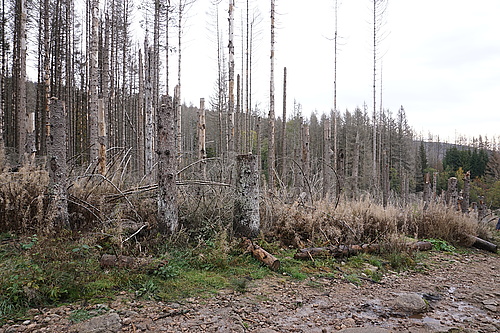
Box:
461;171;470;213
323;117;331;199
157;95;178;235
89;0;99;165
47;99;69;229
228;0;235;154
268;0;276;190
98;99;107;174
138;49;145;175
423;172;431;210
281;67;287;183
145;44;154;176
198;97;206;176
234;153;260;238
446;177;458;209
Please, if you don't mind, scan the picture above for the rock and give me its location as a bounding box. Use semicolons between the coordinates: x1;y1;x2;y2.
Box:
482;299;498;306
337;328;390;333
72;313;122;333
250;329;279;333
484;304;497;312
392;293;428;313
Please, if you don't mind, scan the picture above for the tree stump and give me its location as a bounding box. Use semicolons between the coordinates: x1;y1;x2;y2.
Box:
234;154;260;238
47;99;69;229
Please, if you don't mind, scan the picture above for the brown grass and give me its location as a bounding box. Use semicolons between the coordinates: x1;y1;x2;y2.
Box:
263;196;479;248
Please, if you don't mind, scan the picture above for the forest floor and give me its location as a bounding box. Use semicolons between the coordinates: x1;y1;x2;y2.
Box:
1;249;499;333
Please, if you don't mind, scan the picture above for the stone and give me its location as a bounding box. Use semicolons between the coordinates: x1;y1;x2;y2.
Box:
337;328;390;333
72;313;122;333
392;293;428;313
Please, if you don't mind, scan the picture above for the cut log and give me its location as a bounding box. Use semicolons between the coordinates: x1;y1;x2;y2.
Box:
471;236;498;253
294;241;432;260
242;239;280;270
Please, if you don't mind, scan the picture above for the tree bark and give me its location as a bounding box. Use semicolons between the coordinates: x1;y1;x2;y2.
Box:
47;99;69;229
228;0;235;154
323;117;331;199
89;0;99;165
446;177;458;209
157;95;178;235
423;172;431;210
471;236;498;253
234;154;260;238
268;0;276;191
242;238;280;270
281;67;287;183
98;99;107;175
295;241;432;260
198;97;206;176
461;171;470;213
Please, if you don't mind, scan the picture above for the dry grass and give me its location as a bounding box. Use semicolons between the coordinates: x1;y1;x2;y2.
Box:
263;195;480;248
0;164;49;233
0;157;486;252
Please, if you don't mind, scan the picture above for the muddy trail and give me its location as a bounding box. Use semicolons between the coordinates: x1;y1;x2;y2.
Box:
1;250;499;333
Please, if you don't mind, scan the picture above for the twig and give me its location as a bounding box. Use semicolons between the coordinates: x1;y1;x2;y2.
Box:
122;224;148;243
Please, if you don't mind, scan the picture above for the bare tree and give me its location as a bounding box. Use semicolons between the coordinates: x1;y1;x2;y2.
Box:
371;0;388;187
228;0;235;154
268;0;276;190
157;95;178;234
89;0;100;166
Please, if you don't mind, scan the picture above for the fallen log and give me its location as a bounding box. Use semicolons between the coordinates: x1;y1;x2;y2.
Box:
470;236;498;253
294;241;433;260
242;239;280;270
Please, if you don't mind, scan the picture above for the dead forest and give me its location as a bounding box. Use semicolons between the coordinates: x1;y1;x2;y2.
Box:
0;0;499;249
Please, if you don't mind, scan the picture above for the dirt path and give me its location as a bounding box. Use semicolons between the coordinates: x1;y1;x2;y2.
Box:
2;250;499;333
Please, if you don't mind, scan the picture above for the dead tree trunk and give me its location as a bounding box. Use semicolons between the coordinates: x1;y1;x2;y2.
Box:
323;117;331;199
157;95;178;235
461;171;470;213
382;150;389;208
446;177;458;209
268;0;276;191
145;45;154;176
477;195;486;222
98;99;107;175
198;97;206;176
336;149;345;200
47;99;69;229
234;154;260;238
281;67;287;183
89;0;99;165
423;172;431;210
228;0;235;154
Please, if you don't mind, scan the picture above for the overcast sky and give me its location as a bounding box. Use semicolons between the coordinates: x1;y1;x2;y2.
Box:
175;0;500;143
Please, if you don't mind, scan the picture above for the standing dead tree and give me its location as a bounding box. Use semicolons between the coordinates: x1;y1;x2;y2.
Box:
157;95;178;235
268;0;276;190
47;99;69;229
234;153;260;238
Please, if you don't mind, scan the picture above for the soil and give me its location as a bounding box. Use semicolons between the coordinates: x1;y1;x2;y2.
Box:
1;249;499;333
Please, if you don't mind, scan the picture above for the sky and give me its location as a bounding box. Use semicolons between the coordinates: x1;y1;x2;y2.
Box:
175;0;500;143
